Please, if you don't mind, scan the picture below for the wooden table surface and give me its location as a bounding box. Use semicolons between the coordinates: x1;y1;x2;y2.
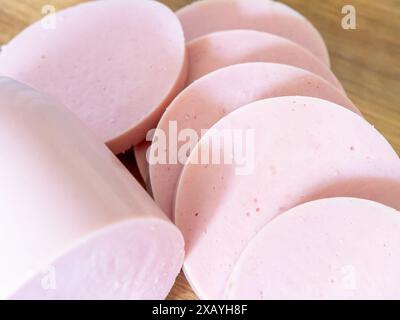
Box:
0;0;398;300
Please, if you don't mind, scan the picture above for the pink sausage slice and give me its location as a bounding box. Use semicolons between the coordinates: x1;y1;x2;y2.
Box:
0;0;187;154
186;30;341;90
150;63;360;218
175;97;400;299
0;77;184;300
225;198;400;300
177;0;330;65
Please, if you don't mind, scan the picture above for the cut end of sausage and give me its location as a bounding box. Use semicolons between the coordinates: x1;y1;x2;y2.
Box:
9;219;184;300
0;77;184;300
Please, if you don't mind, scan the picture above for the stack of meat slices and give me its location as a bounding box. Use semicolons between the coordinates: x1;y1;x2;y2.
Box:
0;0;398;300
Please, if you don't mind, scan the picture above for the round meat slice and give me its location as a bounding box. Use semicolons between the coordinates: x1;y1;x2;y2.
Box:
175;96;400;299
225;198;400;300
186;30;340;90
177;0;330;65
150;63;360;218
0;0;187;154
0;77;184;300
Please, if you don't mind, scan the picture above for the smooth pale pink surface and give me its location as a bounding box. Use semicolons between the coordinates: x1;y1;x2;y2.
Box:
0;77;184;300
0;0;187;154
177;0;330;65
150;63;360;218
175;97;400;299
225;198;400;300
186;30;339;89
134;142;152;194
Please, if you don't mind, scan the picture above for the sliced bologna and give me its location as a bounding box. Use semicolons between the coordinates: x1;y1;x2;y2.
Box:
150;63;360;218
186;30;341;90
225;198;400;300
0;77;184;300
174;96;400;299
0;0;187;154
177;0;330;65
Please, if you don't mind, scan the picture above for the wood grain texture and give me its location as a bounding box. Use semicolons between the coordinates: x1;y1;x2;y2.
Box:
0;0;398;300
